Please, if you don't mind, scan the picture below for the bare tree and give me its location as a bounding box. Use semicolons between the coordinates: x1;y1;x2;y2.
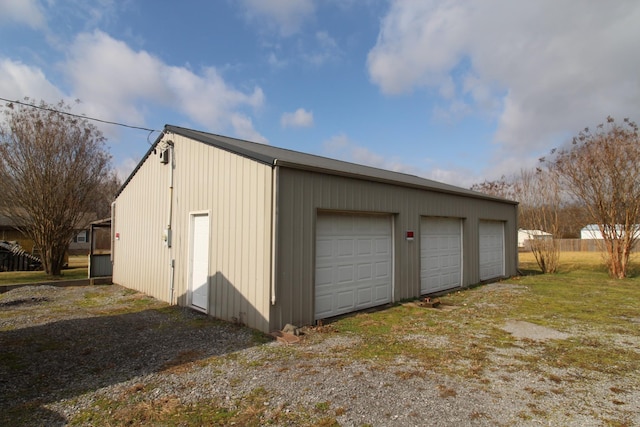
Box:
470;175;518;200
544;116;640;278
516;168;561;273
94;171;121;219
556;203;589;238
0;98;112;276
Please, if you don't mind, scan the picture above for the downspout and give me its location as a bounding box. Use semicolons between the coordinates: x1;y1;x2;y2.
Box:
270;161;279;305
110;201;116;263
514;203;519;276
167;140;175;304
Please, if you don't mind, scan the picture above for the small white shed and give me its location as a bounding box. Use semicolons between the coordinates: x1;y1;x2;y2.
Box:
581;224;640;240
518;229;552;248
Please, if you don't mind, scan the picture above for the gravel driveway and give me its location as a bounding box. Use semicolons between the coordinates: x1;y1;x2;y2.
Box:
1;284;638;426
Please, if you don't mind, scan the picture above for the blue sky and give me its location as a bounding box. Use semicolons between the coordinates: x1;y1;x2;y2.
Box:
1;0;639;187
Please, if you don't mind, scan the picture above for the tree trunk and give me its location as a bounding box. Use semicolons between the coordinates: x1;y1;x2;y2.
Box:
41;242;66;276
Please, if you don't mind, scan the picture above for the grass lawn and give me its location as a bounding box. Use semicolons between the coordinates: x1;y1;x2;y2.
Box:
0;255;88;285
330;251;640;378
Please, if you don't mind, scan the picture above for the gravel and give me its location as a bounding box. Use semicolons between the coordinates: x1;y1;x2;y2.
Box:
1;284;639;426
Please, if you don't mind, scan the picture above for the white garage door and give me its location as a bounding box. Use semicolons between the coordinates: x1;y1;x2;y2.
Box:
315;213;393;320
421;217;462;294
479;220;505;281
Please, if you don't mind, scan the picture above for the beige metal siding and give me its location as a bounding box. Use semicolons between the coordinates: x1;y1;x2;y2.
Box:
112;148;171;301
272;167;517;329
169;134;273;333
113;134;273;333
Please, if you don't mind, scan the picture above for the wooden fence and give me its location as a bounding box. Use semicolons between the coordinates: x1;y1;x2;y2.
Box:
522;239;640;253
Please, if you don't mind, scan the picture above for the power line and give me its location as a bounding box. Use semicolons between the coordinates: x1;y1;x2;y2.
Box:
0;96;162;134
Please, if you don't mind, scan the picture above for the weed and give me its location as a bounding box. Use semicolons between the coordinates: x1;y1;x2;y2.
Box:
251;329;273;344
314;401;331;413
548;374;563;383
526;403;547;416
395;369;426;380
160;349;205;373
315;417;340;427
469;411;488;420
437;384;457;398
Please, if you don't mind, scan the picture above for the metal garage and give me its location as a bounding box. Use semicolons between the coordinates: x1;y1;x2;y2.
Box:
420;216;462;294
113;125;519;333
315;212;393;320
479;220;505;280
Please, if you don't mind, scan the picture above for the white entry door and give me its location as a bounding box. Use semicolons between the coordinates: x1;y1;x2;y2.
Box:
315;213;393;320
479;220;505;281
189;213;210;311
420;217;462;294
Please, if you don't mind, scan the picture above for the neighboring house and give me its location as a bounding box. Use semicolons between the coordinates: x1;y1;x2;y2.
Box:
518;229;553;248
0;212;96;256
581;224;640;240
112;125;519;333
0;214;34;253
69;230;90;255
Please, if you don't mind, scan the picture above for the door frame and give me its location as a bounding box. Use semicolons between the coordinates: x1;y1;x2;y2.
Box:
188;211;210;313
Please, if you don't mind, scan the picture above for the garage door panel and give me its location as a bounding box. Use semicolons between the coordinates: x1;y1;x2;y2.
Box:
315;213;393;320
315;266;333;286
375;260;390;278
421;217;462;294
357;263;372;280
336;290;355;311
316;239;333;259
357;239;373;255
315;295;333;318
375;284;390;301
337;264;354;283
337;239;354;257
375;238;390;254
357;287;372;305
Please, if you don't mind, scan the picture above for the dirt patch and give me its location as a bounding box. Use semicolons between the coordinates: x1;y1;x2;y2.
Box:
502;320;571;341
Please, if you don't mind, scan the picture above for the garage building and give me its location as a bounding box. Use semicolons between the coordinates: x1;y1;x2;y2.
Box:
112;126;518;333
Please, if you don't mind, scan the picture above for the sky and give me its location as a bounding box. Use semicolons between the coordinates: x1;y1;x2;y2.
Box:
1;0;639;188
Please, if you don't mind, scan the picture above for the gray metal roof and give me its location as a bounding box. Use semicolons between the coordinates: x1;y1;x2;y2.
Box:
118;124;516;204
166;125;516;204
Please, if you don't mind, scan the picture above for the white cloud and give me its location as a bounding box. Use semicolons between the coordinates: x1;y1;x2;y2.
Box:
65;31;171;125
322;133;418;175
322;133;485;187
281;108;314;128
239;0;315;37
323;133;349;151
115;157;140;182
303;31;341;65
0;59;64;102
230;114;268;144
63;31;266;142
0;0;46;29
267;52;288;69
368;0;640;158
